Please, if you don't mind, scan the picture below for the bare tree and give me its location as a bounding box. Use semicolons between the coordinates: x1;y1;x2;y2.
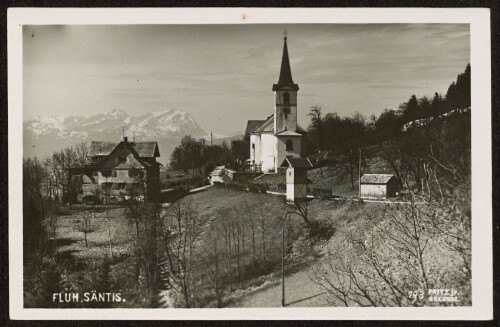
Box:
163;200;203;308
308;105;324;151
75;211;97;247
312;189;470;307
284;198;312;227
202;222;224;307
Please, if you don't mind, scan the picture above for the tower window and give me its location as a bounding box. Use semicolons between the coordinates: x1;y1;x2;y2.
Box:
283;92;290;105
286;140;294;151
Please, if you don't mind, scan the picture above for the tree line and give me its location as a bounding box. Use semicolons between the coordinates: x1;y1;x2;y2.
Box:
307;63;470;155
168;135;249;173
305;64;471;191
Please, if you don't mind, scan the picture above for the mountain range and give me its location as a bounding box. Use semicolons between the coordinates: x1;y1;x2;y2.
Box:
23;108;237;163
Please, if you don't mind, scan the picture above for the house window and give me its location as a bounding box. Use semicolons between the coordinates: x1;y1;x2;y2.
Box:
283;92;290;105
118;156;127;164
286;139;294;151
129;169;142;178
252;143;255;149
118;183;126;190
102;182;112;191
102;169;116;177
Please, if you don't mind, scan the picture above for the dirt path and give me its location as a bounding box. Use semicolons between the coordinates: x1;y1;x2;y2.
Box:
229;267;329;307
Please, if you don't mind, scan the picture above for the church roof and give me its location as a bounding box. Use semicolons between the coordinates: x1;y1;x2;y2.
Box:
275;130;302;136
272;36;299;92
250;114;307;135
245;120;266;136
252;114;274;133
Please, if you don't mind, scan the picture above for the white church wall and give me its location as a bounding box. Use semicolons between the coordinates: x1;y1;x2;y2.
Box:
260;133;276;172
250;134;261;164
276;136;301;169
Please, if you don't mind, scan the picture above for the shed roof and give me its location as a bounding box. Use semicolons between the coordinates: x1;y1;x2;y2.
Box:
360;174;395;184
280;157;313;168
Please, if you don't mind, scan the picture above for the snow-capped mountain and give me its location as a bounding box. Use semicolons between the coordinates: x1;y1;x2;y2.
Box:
24;109;212;163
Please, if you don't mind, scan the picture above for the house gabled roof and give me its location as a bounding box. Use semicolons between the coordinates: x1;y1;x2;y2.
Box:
280;157;313;168
89;141;159;158
133;142;160;158
245;120;266;136
89;142;117;156
96;141;157;169
360;174;395;184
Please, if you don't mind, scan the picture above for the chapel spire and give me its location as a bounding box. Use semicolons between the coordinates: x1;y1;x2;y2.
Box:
273;33;299;91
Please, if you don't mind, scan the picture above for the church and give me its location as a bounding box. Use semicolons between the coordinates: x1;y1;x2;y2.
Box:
245;35;307;173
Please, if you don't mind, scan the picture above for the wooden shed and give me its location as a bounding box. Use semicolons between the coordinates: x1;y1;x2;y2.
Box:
280;157;313;202
360;174;399;199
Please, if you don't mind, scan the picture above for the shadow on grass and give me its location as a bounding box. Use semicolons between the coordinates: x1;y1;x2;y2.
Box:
284;292;326;306
51;237;78;247
55;249;87;271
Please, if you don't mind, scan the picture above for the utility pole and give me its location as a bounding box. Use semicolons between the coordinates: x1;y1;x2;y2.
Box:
281;211;289;307
201;138;205;177
210;131;213;164
358;147;362;199
282;216;286;307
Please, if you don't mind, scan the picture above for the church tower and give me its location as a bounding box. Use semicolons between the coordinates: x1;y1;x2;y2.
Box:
273;34;299;134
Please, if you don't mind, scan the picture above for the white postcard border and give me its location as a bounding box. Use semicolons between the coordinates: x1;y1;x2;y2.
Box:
8;7;492;320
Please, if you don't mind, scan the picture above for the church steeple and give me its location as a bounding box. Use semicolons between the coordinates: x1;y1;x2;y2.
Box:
273;34;299;91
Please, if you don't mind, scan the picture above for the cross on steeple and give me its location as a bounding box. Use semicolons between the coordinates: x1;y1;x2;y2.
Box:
283;30;288;39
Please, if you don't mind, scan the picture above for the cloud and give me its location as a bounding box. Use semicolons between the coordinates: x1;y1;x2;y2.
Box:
24;24;470;134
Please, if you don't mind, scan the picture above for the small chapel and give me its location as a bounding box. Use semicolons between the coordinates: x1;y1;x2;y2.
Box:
245;35;307;173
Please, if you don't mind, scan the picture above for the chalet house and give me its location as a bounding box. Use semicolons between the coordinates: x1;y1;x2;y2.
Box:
70;137;161;203
246;35;307;173
360;174;399;199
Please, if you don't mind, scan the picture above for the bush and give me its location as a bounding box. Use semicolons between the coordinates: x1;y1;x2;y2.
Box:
311;187;332;199
248;184;268;193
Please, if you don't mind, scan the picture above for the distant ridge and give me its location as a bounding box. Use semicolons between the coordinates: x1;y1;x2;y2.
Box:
23;108;219;164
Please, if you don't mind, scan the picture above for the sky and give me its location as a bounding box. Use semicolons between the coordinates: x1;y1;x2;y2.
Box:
23;24;470;135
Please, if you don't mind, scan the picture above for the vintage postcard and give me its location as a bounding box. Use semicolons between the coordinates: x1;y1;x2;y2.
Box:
8;7;492;320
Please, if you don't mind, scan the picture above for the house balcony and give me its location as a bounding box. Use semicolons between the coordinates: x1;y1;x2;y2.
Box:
240;163;262;173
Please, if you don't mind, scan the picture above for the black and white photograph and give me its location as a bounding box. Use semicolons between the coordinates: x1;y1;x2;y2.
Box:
8;7;493;320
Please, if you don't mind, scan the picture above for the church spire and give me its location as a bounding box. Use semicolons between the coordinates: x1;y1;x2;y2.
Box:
273;33;299;91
